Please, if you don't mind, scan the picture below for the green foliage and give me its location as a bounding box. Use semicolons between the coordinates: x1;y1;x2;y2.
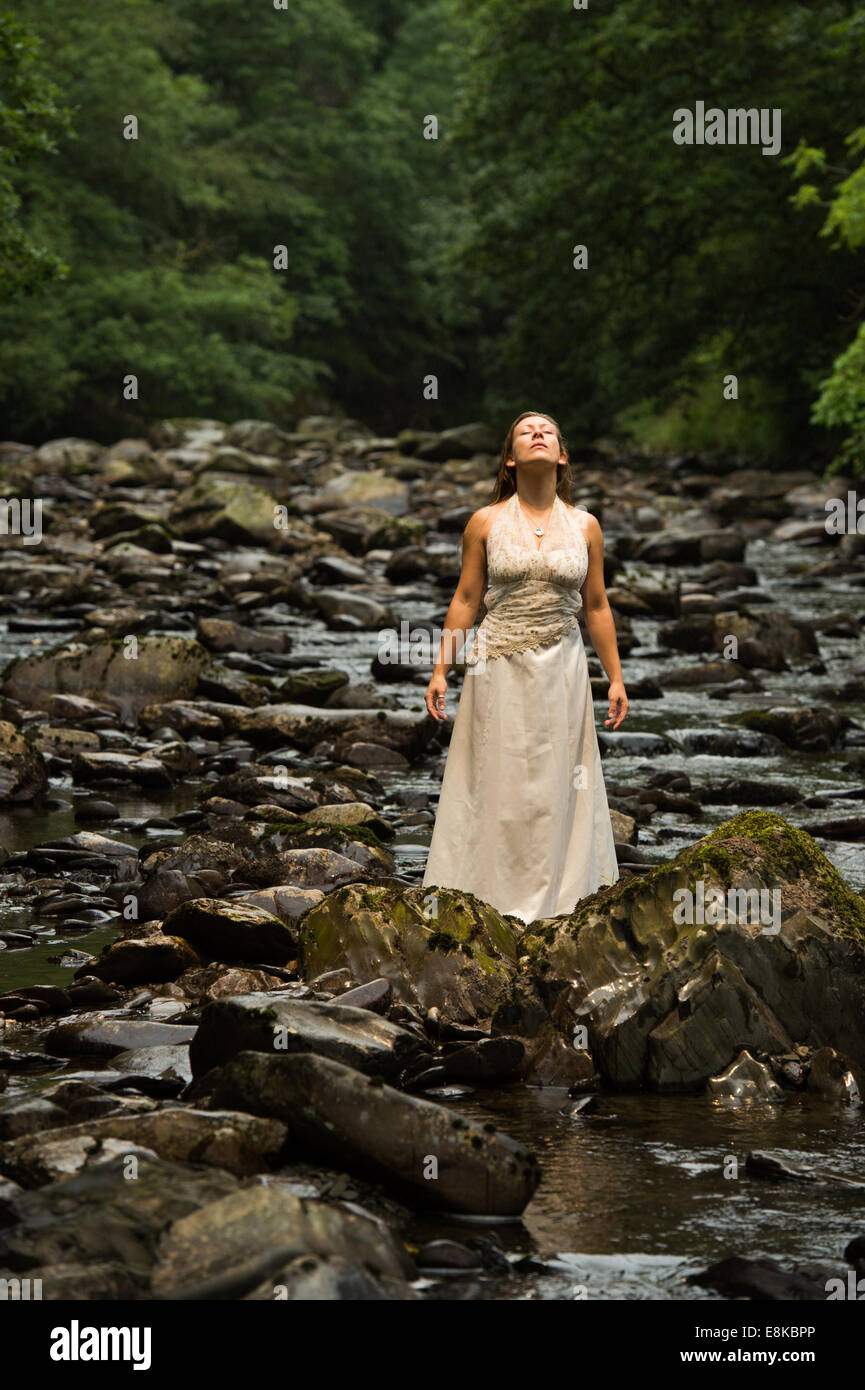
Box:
789;128;865;474
2;0;865;457
0;0;470;438
0;12;72;294
444;0;865;458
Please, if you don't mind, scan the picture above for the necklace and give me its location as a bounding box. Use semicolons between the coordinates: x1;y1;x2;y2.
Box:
517;493;556;537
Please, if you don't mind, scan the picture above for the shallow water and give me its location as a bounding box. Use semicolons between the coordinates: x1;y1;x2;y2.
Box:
406;1086;865;1299
1;530;865;1301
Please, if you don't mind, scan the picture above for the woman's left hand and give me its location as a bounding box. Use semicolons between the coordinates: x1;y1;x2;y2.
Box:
605;681;629;730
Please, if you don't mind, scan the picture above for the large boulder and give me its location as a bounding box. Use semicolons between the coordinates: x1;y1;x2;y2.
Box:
169;477;281;544
150;1183;415;1299
0;1152;239;1297
0;1109;286;1187
1;638;210;720
78;934;201;986
188;993;429;1082
162;898;298;966
206;1050;540;1215
43;1019;197;1060
0;720;47;802
298;883;520;1025
518;812;865;1092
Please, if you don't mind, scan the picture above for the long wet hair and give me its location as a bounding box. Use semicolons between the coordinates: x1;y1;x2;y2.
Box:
488;410;574;505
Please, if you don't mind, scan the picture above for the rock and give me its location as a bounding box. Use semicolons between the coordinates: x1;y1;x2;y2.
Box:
237;704;433;759
635;531;703;565
43;1019;197;1060
141;834;246;879
272;848;369;891
318;469;409;516
333;978;392;1014
0;984;70;1016
686;1255;842;1300
408;1036;525;1088
745;1150;864;1187
150;1183;414;1299
706;1049;785;1102
524;811;865;1091
673;726;785;758
78;935;201;986
0;720;47;802
807;1046;862;1102
277;669;350;704
162;898;298;966
196;618;291;655
1;638;210;721
169;477;282;544
71;751;174;787
177;965;289;1002
189;993;428;1081
520;1025;598;1090
246;1252;415;1300
727;706;849;753
0;1097;69;1141
0;1109;286;1186
411;422;499;460
205;1050;540;1215
0;1152;239;1287
416;1239;482;1272
134;869;200;920
109;1045;193;1093
300;801;393;839
298;883;519;1026
646;952;794;1090
237;885;325;923
597;730;673;757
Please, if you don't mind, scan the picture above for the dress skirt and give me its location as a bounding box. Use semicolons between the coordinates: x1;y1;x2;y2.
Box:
422;624;620;925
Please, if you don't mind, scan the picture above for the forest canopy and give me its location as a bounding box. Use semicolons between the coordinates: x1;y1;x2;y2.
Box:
1;0;864;471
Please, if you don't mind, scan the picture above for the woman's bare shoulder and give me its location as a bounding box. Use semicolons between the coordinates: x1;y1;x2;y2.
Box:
563;501;600;530
464;500;509;542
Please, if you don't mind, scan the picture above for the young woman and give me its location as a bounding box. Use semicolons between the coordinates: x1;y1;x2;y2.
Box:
421;410;628;925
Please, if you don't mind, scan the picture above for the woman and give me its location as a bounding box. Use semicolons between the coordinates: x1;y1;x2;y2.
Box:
421;410;628;925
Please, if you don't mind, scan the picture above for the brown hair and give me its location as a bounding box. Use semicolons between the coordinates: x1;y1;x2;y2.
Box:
488;410;574;504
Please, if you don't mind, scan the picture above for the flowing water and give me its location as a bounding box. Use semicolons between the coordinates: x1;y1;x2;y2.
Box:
1;524;864;1300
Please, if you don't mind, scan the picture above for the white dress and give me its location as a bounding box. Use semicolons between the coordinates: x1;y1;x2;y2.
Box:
422;490;620;925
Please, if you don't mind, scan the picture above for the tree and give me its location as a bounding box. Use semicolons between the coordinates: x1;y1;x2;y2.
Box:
0;12;72;296
791;128;865;475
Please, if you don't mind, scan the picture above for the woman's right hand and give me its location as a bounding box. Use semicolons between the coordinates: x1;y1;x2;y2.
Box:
425;673;449;722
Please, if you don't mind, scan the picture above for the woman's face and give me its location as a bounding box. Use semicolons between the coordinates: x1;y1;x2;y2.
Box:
509;416;563;467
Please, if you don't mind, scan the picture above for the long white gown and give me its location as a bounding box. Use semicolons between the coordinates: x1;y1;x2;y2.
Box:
422;490;620;925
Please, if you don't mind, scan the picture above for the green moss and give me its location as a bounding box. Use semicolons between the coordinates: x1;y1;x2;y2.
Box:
262;819;385;850
427;929;466;955
358;887;389;910
562;809;865;948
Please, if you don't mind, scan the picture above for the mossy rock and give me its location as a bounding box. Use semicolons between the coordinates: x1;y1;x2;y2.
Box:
527;812;865;1090
1;637;210;722
297;883;520;1024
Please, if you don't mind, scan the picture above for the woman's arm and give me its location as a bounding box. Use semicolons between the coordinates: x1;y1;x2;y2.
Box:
425;507;489;720
579;512;629;730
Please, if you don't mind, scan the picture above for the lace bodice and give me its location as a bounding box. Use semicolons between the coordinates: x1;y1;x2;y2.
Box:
464;491;590;665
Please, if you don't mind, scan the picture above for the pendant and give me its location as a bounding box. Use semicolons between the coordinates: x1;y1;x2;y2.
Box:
533;526;544;536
